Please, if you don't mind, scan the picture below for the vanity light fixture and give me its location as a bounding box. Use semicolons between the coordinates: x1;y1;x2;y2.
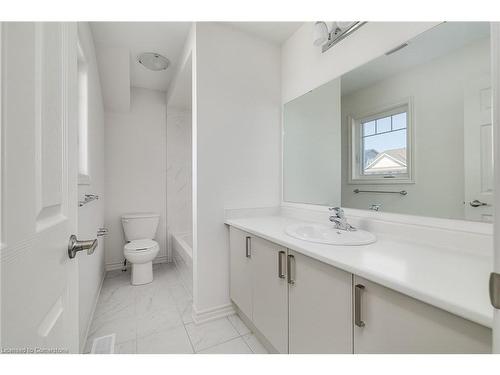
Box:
313;21;366;53
138;52;170;71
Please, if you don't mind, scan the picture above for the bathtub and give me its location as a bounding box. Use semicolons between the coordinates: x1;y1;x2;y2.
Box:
172;232;193;296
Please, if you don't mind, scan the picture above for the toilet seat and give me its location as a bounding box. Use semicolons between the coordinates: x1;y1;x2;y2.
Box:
124;239;159;264
123;239;159;285
124;239;158;252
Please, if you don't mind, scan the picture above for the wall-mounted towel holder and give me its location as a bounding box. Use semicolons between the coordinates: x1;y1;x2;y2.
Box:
353;188;407;196
79;194;99;207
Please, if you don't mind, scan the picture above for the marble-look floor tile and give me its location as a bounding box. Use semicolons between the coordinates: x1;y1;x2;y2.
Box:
228;314;251;336
243;334;269;354
115;339;137;354
96;283;136;322
137;326;194;354
198;337;252;354
103;269;129;284
136;307;184;338
93;295;135;322
86;261;261;354
87;314;137;345
179;302;193;324
185;318;239;352
155;264;182;285
168;283;191;305
135;284;176;315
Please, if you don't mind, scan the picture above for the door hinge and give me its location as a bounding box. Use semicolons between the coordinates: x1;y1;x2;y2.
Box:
490;272;500;309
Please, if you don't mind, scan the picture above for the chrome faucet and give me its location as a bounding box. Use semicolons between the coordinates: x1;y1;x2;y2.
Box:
329;207;356;231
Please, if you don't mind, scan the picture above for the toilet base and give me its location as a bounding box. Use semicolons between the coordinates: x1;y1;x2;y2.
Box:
131;261;153;285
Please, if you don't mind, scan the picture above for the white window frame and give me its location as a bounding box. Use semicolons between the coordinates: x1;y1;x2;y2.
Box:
348;98;415;184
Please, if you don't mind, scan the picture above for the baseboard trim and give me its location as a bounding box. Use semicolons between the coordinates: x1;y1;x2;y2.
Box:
104;256;169;272
80;269;106;353
191;303;235;325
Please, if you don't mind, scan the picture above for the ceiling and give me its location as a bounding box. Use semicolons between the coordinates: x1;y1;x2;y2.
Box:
342;22;490;96
90;22;192;92
224;22;303;44
90;22;302;111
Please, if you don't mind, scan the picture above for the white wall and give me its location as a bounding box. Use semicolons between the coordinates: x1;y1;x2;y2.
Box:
95;46;130;112
77;22;106;350
104;88;167;269
282;22;439;104
166;109;192;257
341;38;490;219
194;23;281;316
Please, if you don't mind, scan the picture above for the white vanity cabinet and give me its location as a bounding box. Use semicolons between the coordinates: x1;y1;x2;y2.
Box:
251;236;289;353
229;227;288;352
229;226;492;354
353;276;492;354
288;250;353;353
229;227;353;354
229;228;253;319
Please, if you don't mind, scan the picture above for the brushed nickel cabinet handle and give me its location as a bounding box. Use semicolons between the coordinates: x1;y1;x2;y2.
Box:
278;251;286;279
245;236;251;258
287;254;295;285
355;284;366;327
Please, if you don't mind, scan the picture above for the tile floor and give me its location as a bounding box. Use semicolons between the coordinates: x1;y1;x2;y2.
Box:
85;262;268;354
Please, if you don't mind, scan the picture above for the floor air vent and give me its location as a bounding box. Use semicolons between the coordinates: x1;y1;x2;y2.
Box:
91;333;116;354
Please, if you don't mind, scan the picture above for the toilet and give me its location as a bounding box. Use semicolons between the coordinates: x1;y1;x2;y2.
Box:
121;212;160;285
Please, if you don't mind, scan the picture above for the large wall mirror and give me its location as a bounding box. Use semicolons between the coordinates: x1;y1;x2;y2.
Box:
283;22;493;222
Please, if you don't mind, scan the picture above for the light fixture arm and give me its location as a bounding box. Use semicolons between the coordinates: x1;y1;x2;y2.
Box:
319;21;367;53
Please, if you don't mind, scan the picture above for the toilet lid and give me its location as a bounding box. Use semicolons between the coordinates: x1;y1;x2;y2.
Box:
124;239;158;251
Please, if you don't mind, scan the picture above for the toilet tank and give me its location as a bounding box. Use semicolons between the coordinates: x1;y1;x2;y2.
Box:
121;213;160;241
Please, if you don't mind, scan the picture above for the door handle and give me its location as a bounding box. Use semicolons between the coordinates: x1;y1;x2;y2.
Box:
470;199;488;207
287;254;295;285
490;272;500;309
245;236;251;258
278;251;286;279
68;235;98;259
354;284;366;327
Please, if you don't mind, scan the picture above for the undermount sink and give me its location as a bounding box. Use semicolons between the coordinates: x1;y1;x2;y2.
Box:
285;223;377;246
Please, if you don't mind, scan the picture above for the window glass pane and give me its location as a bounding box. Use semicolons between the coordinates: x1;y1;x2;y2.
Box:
363;128;407;175
363;121;375;136
376;116;391;133
392;112;407;130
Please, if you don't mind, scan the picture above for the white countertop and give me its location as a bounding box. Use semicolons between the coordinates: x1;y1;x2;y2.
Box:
225;214;493;328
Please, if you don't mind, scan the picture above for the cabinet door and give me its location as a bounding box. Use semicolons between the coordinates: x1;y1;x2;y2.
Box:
229;227;253;319
288;250;353;353
252;237;288;353
353;276;492;354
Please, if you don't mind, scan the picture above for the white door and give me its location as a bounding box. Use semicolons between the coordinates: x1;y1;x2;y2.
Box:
1;22;80;353
464;76;494;222
251;237;288;353
492;22;500;354
288;250;352;354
